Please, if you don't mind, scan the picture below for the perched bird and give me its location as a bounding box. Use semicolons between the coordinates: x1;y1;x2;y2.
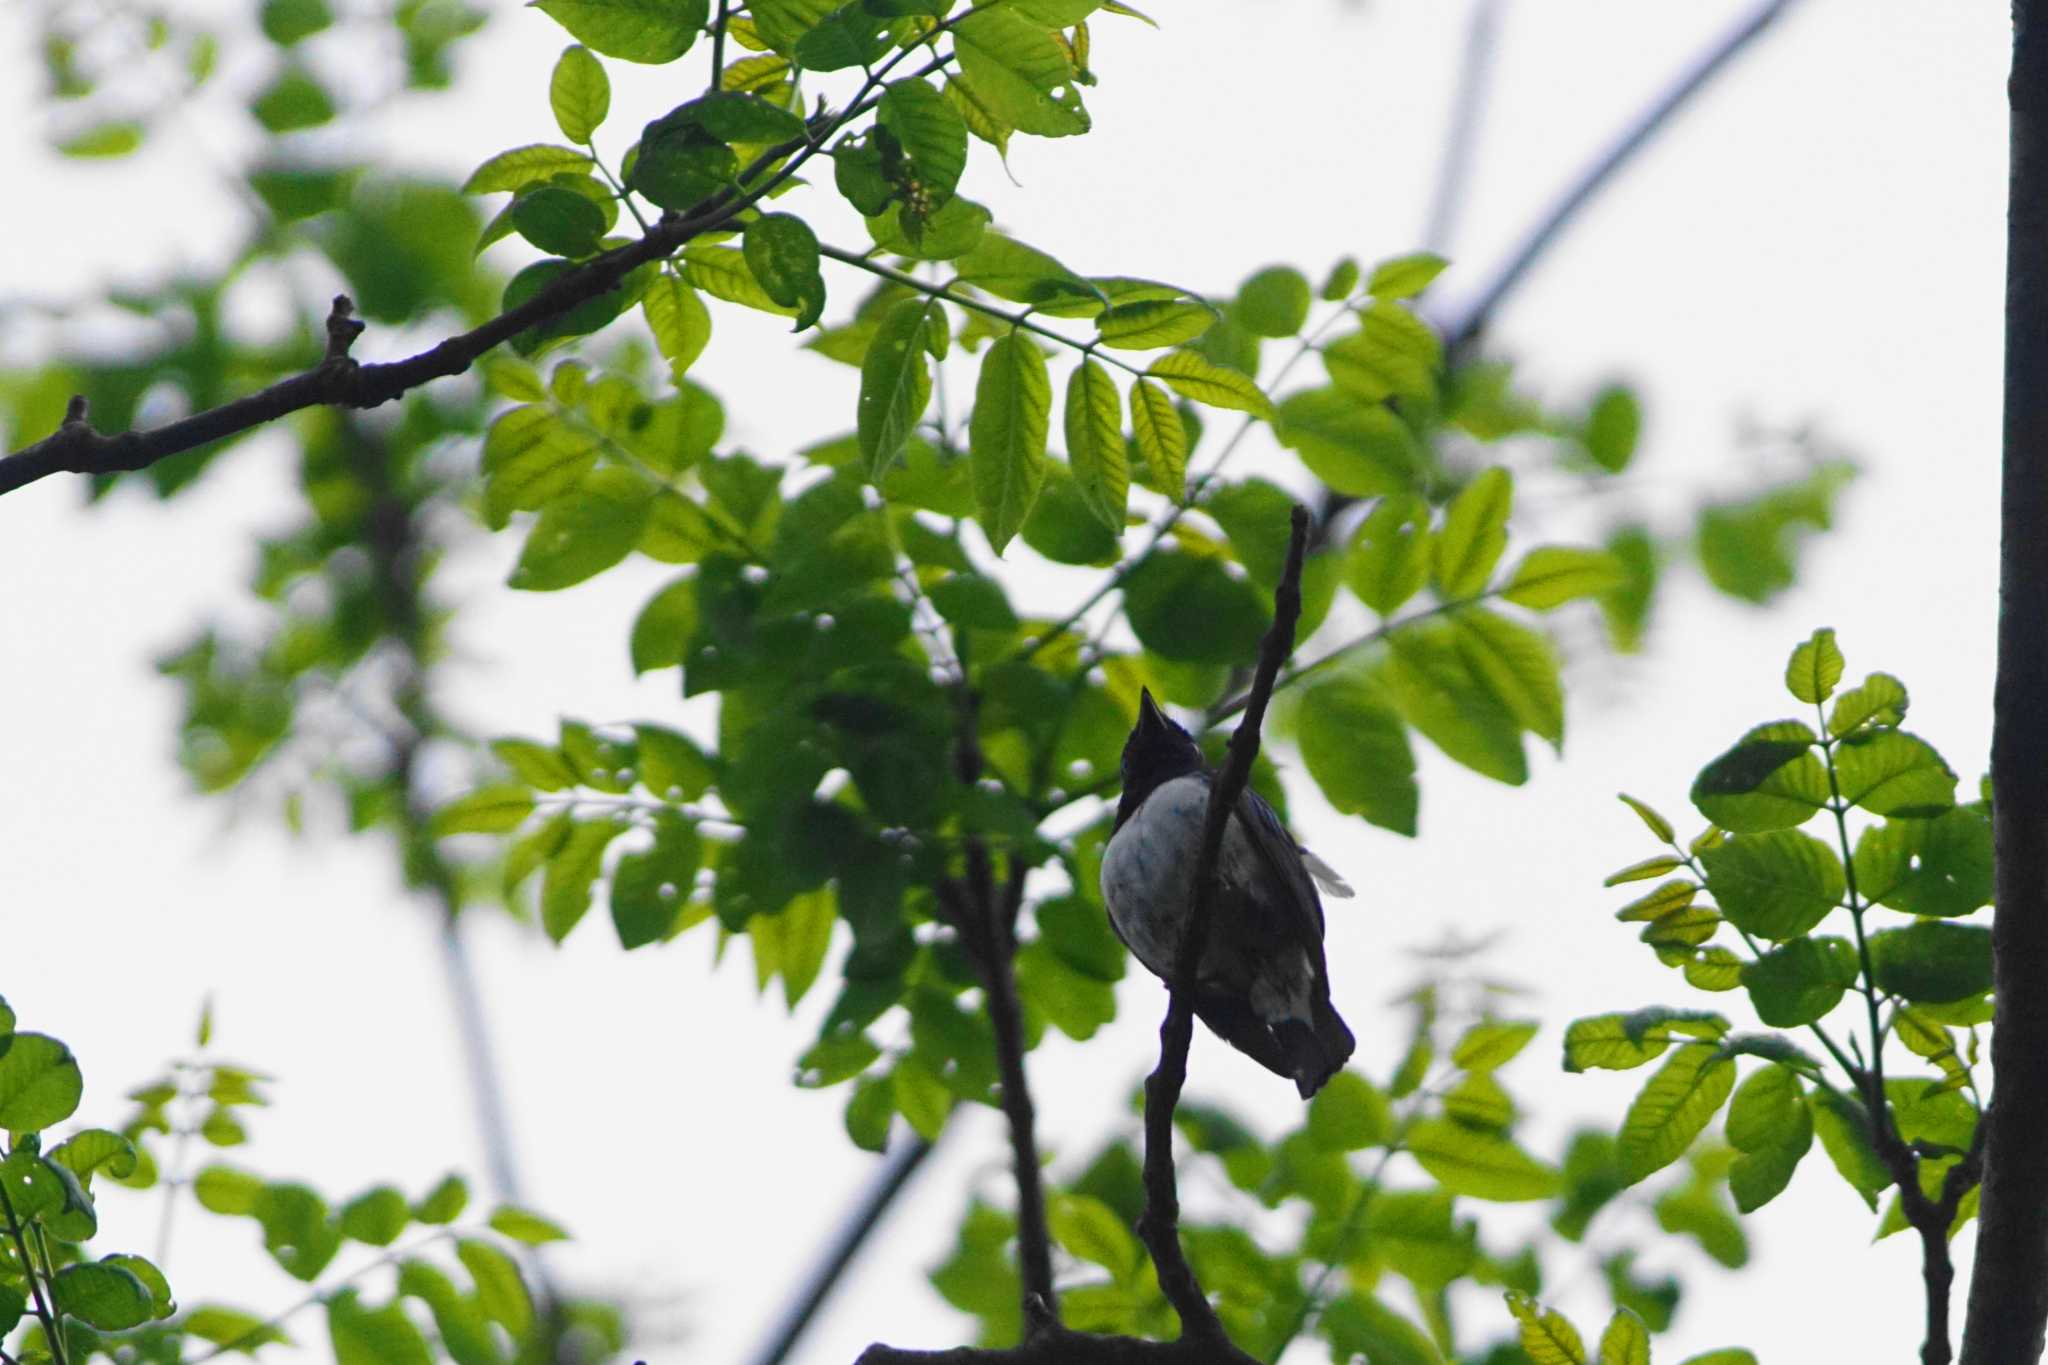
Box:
1101;688;1356;1099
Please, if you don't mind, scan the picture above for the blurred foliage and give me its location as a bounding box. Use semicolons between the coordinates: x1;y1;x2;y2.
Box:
0;0;1889;1358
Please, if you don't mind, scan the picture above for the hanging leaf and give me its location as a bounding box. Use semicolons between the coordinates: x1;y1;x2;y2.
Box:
969;334;1052;553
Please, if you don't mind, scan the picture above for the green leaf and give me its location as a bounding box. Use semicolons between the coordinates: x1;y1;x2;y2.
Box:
1698;830;1846;941
339;1187;410;1246
489;1205;571;1245
542;819;622;942
413;1173;470;1224
461;143;595;194
481;406;598;520
955;232;1094;306
1129;377;1189;497
969;334;1052;554
55;1261;154;1331
49;1129;138;1185
1596;1309;1651;1365
1506;1292;1587;1365
611;811;702;948
1834;730;1957;817
1379;622;1526;785
892;1057;954;1139
1828;672;1909;736
1235;265;1311;336
550;44;611;142
1274;387;1422;496
1095;298;1214;350
952;9;1089;137
1406;1118;1560;1201
1063;358;1127;528
684;90;807;141
629;574;699;674
1048;1194;1139;1280
1616;1043;1735;1183
1324;302;1440;402
512;185;607;258
743;213;826;329
1322;1294;1447;1365
1297;678;1417;835
857;298;938;478
251;68;336;132
635;723;716;799
457;1239;534;1337
1618;793;1677;845
1306;1071;1389;1150
1146;349;1273;419
1501;546;1628;610
1344;494;1431;615
183;1305;290;1351
1122;552;1270;666
1785;627;1845;704
59;121;145;158
1740;936;1858;1026
1367;252;1448;300
1869;922;1993;1003
1679;1354;1760;1365
1433;466;1512;597
1725;1066;1813;1212
509;468;653;591
1321;256;1362;300
1605;856;1684;886
535;0;707;61
1582;385;1641;473
929;573;1018;630
0;1033;83;1131
195;1163;265;1214
1812;1091;1889;1208
643;271;713;373
879;78;968;201
1855;804;1994;918
1690;721;1830;832
1447;606;1563;746
1452;1019;1540;1071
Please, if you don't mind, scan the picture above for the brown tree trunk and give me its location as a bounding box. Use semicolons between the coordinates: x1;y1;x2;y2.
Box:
1959;7;2048;1362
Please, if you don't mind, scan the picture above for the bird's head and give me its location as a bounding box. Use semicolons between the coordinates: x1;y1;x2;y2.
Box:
1118;688;1205;809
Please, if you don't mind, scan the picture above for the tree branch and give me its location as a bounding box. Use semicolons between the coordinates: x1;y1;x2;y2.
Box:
1138;505;1310;1345
855;1330;1256;1365
746;1135;939;1365
1959;5;2048;1361
1434;0;1802;354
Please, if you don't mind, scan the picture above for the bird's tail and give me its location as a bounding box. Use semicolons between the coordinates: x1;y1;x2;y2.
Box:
1276;997;1357;1100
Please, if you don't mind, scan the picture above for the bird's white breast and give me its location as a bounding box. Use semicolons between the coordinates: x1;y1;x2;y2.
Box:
1100;775;1263;980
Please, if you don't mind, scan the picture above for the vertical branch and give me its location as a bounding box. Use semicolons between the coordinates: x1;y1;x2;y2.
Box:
1421;0;1504;254
944;685;1057;1324
1136;506;1310;1345
1960;7;2048;1363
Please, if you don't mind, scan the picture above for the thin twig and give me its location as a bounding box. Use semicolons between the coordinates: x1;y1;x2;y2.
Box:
1435;0;1802;353
1422;0;1504;254
1137;505;1311;1345
744;1135;939;1365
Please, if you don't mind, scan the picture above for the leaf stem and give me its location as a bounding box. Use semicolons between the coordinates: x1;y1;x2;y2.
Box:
0;1176;65;1365
184;1229;461;1363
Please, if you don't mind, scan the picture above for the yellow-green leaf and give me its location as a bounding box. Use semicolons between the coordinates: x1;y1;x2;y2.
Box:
1506;1292;1588;1365
1129;377;1188;497
1501;546;1627;610
1064;358;1127;529
969;334;1052;553
462;143;595;194
430;785;533;836
858;298;939;479
549;45;610;142
1433;466;1512;598
1147;349;1273;419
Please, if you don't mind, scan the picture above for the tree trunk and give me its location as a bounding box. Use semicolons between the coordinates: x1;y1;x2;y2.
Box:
1958;7;2048;1362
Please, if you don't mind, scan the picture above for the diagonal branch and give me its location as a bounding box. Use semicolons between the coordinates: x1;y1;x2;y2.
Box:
1136;505;1310;1345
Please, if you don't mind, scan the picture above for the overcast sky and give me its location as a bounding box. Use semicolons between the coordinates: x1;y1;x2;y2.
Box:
0;2;2015;1362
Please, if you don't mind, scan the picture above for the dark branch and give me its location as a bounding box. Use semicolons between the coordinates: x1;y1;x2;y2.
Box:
1138;505;1311;1345
0;123;821;498
1435;0;1802;354
1959;6;2048;1361
746;1136;938;1365
941;682;1056;1321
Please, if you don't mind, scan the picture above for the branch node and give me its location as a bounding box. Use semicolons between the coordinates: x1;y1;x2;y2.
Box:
62;394;90;427
324;295;366;363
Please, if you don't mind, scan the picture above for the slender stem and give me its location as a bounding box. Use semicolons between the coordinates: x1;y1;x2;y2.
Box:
0;1178;65;1365
185;1230;460;1363
1815;717;1889;1118
712;0;730;88
815;246;1148;377
743;1136;940;1365
154;1050;204;1269
1422;0;1504;253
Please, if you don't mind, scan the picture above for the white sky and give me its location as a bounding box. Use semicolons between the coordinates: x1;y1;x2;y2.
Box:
0;2;2014;1362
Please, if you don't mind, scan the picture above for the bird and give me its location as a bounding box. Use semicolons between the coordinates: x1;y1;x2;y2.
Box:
1100;688;1356;1099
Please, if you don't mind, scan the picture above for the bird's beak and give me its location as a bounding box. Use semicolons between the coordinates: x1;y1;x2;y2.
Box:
1138;687;1169;731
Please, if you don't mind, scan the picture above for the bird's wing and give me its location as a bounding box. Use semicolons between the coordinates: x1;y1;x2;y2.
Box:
1225;780;1333;980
